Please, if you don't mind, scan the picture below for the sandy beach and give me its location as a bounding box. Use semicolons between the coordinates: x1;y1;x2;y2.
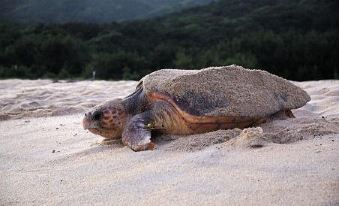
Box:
0;79;338;205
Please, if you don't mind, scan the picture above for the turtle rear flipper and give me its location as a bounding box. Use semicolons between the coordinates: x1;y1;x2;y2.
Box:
122;112;155;151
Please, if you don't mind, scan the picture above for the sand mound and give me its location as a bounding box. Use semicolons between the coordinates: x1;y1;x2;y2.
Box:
262;117;339;143
161;129;242;152
158;116;339;152
295;80;339;118
229;127;267;148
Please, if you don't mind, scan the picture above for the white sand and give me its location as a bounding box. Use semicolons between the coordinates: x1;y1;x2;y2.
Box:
0;79;339;205
0;79;137;120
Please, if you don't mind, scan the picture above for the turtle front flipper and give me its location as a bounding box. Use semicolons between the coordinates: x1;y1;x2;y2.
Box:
122;112;155;151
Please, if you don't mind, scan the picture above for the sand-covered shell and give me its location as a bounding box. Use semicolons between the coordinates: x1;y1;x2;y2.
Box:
141;65;311;117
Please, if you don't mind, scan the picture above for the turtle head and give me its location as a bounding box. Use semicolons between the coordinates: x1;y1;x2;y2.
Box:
83;99;127;139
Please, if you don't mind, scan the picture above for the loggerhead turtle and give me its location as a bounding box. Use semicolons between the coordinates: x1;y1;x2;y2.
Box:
83;65;310;151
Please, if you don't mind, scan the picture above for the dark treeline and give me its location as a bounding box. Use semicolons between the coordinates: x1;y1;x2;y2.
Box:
0;0;338;81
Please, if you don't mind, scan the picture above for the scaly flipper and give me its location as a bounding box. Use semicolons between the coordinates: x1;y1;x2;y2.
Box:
122;112;156;151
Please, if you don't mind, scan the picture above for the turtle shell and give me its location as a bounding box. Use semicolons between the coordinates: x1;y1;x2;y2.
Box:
140;65;310;117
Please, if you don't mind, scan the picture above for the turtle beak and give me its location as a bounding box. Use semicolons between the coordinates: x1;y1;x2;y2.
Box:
82;112;100;130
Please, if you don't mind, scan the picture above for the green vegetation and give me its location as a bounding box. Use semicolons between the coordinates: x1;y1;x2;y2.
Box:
0;0;338;80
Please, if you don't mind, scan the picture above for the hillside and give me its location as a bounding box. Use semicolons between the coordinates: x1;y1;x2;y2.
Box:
0;0;215;23
0;0;338;80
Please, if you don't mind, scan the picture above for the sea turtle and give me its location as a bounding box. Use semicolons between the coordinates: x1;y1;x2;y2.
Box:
82;65;310;151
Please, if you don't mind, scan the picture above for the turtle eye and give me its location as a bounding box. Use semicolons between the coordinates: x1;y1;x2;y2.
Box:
92;111;102;121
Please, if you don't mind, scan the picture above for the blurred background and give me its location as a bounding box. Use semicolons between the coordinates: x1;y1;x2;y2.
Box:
0;0;338;81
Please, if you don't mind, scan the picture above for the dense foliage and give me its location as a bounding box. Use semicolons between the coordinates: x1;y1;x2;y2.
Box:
0;0;338;80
